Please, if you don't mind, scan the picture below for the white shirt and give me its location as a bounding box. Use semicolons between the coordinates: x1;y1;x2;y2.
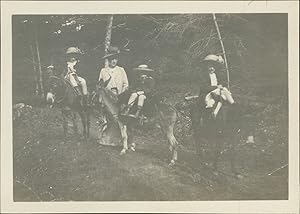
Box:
209;73;218;86
99;66;129;95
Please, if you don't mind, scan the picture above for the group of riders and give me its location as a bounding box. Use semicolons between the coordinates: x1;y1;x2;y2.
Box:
48;45;235;121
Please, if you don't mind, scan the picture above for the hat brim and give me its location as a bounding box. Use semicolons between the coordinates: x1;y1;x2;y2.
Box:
102;52;120;59
133;68;154;72
203;57;224;64
203;59;222;63
66;52;82;57
203;60;223;66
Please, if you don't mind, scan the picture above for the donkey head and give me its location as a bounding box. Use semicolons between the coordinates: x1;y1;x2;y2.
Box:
97;76;112;90
46;76;65;105
96;76;118;102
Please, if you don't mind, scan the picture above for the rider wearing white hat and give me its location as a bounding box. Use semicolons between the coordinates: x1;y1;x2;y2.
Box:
64;46;89;106
200;54;234;117
122;64;156;119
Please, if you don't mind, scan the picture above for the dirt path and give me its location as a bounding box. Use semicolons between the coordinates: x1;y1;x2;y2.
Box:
13;109;288;201
14;130;214;201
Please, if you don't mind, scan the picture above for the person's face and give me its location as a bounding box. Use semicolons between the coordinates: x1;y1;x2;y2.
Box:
68;57;79;67
208;65;215;74
108;57;118;68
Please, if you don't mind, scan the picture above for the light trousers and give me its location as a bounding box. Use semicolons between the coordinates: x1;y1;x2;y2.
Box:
128;91;146;107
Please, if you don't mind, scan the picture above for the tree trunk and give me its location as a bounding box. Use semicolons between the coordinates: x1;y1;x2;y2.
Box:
29;44;39;95
34;24;44;97
104;15;114;68
212;13;230;90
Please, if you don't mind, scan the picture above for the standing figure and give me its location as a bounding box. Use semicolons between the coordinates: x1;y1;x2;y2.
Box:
64;47;89;106
199;54;235;117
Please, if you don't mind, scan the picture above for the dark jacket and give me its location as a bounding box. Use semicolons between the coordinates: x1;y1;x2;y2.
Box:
133;76;156;94
199;70;227;99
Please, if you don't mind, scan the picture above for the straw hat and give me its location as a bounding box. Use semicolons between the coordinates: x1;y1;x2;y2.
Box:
203;54;224;65
102;46;121;59
66;47;83;55
133;64;154;72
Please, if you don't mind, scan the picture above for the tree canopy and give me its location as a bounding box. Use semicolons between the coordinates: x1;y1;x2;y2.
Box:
12;14;288;98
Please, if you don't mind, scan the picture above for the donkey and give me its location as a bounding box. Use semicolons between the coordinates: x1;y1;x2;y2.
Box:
189;97;255;175
45;75;90;138
95;78;179;165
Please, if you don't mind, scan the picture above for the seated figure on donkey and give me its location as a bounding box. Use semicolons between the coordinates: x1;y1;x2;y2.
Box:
64;47;89;107
199;54;235;119
122;64;156;119
94;46;129;122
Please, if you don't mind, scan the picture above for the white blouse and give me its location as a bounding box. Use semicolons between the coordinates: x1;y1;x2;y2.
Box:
99;66;129;94
209;73;218;86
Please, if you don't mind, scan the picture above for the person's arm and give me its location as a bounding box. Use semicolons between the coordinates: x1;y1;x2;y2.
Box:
99;68;110;82
122;68;129;91
99;68;104;81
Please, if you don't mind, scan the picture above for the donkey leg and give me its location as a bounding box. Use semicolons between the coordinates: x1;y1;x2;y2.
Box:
71;112;78;134
86;111;90;138
228;130;241;176
130;142;136;152
118;121;128;155
78;112;87;139
169;146;178;166
212;131;223;171
61;110;68;137
165;125;179;165
127;126;136;152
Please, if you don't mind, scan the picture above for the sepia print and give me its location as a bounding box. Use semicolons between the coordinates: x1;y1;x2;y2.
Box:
1;1;299;213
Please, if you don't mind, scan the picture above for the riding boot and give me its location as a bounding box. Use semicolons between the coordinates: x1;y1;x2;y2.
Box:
122;105;131;116
83;95;89;107
134;106;142;119
213;101;222;118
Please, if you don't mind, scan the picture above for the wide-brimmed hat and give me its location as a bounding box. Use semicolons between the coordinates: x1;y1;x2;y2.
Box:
102;46;121;59
66;47;83;55
133;64;154;72
47;65;54;69
203;54;224;65
65;47;83;62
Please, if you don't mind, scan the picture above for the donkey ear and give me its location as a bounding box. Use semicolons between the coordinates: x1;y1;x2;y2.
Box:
98;78;105;87
99;76;112;88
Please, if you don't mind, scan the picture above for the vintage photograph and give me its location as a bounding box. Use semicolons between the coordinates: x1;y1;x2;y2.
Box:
10;12;290;202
